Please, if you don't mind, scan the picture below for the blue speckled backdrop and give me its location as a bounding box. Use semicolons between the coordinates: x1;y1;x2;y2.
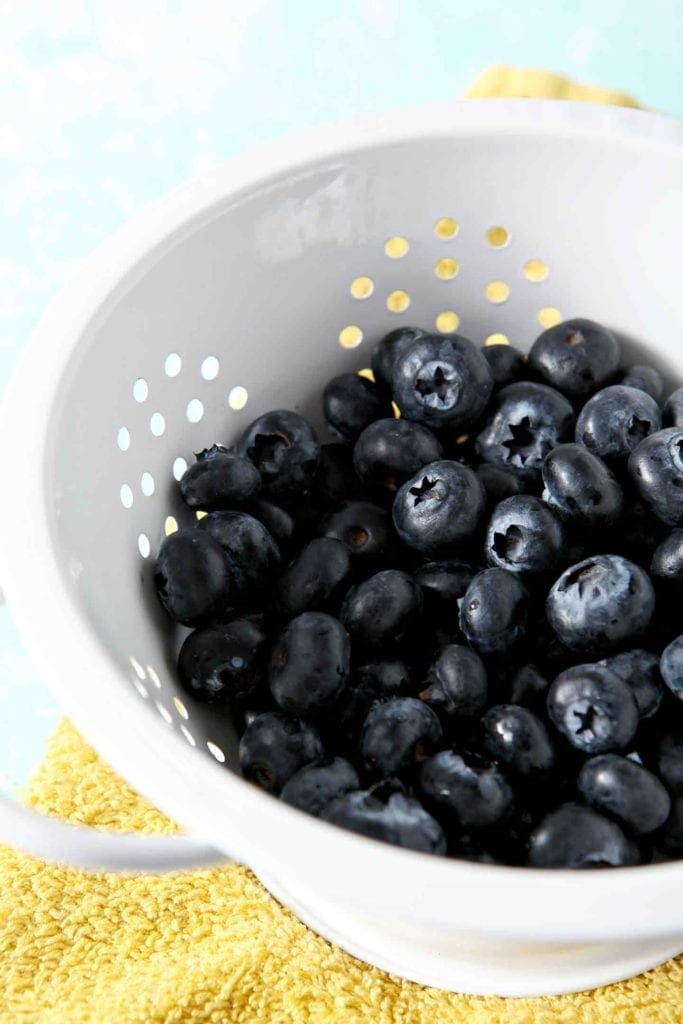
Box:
1;0;682;792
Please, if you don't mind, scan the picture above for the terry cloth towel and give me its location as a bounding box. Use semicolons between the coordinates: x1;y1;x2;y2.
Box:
1;69;680;1024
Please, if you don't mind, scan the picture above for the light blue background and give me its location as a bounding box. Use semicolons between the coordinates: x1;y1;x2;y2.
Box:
1;0;682;792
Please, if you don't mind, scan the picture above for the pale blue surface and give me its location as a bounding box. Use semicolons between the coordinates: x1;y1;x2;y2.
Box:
1;1;682;791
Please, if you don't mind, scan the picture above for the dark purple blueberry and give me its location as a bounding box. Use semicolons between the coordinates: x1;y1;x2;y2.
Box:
269;612;350;715
322;780;446;854
546;555;655;652
647;731;683;793
528;803;636;867
335;664;410;751
413;560;475;626
154;531;230;626
391;332;493;429
358;659;411;695
509;665;550;708
249;499;297;550
197;511;280;600
323;373;392;441
481;342;528;386
547;664;639;754
658;795;683;856
528;318;620;397
179;445;261;511
360;697;442;778
281;757;359;816
599;649;664;719
541;443;624;528
239;712;324;793
476;464;525;505
236;409;320;500
322;500;393;566
661;636;683;701
392;460;486;555
341;570;422;651
459;568;528;655
621;364;664;402
371;326;426;392
485;495;563;575
476;381;574;479
314;443;358;510
578;754;671;835
353;417;443;494
274;538;351;618
178;617;267;704
419;645;488;719
629;427;683;526
651;529;683;586
576;386;661;461
482;704;556;778
419;750;514;829
663;387;683;428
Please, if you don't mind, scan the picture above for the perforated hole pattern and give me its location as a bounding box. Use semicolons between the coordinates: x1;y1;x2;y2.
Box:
118;215;560;758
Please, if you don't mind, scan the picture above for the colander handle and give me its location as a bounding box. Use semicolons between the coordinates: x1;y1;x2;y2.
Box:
0;794;231;872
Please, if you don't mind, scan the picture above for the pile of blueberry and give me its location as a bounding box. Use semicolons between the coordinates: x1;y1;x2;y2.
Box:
154;319;683;868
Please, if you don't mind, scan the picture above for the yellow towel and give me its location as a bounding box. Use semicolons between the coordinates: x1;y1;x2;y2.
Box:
1;69;680;1024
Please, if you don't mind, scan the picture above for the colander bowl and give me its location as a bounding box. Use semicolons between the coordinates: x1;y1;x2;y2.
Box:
1;100;682;997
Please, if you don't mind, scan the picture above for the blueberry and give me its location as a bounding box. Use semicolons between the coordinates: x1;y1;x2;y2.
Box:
239;712;324;793
528;318;620;397
651;529;683;586
476;464;525;505
576;386;662;461
360;697;442;778
323;373;392;441
353;418;443;493
541;443;624;528
392;460;486;555
658;795;683;856
485;495;563;575
419;645;488;719
322;500;393;566
314;443;358;510
154;531;230;626
476;381;574;479
178;617;267;704
197;511;280;600
578;754;671;835
236;409;320;499
413;560;475;626
249;499;297;551
528;803;636;867
419;750;514;829
281;757;359;816
358;659;411;694
663;387;683;428
179;445;261;511
629;427;683;526
481;342;528;387
391;332;493;429
621;364;664;402
509;664;550;709
322;780;446;854
274;538;351;618
341;570;422;650
482;705;556;778
269;612;350;715
660;636;683;701
547;664;639;753
459;568;528;655
599;649;664;719
371;327;426;392
647;731;683;793
546;555;655;652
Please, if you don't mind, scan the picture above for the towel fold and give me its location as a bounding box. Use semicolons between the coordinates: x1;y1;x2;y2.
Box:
2;68;680;1024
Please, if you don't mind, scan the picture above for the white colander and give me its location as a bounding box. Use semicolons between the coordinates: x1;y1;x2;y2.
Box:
1;100;683;997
